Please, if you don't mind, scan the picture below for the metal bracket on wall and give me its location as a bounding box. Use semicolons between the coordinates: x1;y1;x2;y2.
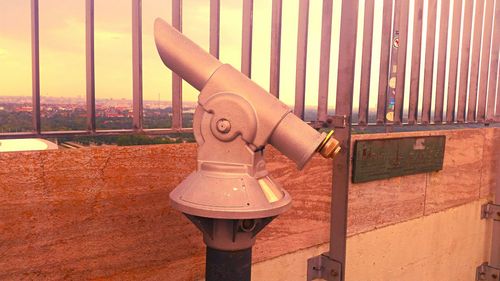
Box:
476;263;500;281
481;203;500;221
306;252;342;281
326;115;347;128
311;115;347;130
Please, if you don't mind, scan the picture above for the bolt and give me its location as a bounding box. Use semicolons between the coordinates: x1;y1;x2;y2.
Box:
330;269;339;277
216;118;231;133
240;219;256;232
492;273;498;279
318;131;341;159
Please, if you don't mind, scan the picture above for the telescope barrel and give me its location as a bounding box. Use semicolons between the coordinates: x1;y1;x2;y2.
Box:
154;18;222;91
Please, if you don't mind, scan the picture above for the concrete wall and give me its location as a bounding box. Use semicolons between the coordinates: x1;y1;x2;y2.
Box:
0;127;497;280
253;199;492;281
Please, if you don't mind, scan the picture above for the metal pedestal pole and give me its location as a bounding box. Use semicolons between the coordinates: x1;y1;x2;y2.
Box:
206;247;252;281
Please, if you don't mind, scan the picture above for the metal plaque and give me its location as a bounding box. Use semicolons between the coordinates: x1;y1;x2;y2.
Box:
352;136;445;183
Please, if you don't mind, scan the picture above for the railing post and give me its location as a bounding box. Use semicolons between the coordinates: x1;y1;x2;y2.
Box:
317;0;334;123
171;0;183;130
31;0;41;134
86;0;96;132
269;0;282;98
241;0;253;78
307;0;358;280
294;0;309;120
132;0;143;131
376;0;393;125
357;0;375;126
209;0;220;58
329;0;358;276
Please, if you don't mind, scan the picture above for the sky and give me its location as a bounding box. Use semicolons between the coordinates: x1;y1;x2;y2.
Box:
0;0;491;114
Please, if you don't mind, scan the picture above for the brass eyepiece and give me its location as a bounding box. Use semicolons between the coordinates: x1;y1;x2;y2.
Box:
317;130;341;159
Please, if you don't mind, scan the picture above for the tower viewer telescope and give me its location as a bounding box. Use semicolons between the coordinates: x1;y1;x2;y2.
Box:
154;17;340;281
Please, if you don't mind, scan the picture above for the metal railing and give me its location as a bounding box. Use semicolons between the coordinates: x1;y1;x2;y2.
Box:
1;0;499;139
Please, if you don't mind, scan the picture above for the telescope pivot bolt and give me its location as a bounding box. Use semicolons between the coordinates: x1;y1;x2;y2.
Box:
216;118;231;134
154;18;341;281
317;130;341;159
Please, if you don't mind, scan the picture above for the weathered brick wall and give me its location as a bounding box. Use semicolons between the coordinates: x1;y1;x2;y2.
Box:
0;128;497;280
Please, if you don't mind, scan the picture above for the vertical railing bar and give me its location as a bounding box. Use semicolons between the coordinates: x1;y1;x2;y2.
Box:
294;0;309;120
466;0;486;122
493;150;500;273
421;0;438;125
487;0;500;122
477;0;495;122
31;0;41;134
357;0;375;126
393;1;410;124
434;0;451;123
241;0;253;77
446;0;463;123
132;0;143;131
329;1;359;279
269;0;282;98
384;0;401;125
376;0;394;124
171;0;183;130
408;0;424;125
86;0;96;132
209;0;220;58
317;0;334;123
456;0;475;123
497;56;500;118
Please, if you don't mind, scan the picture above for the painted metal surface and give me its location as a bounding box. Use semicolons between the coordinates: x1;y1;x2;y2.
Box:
206;247;252;281
487;0;500;122
358;0;375;126
393;0;409;125
376;0;393;125
457;0;474;123
317;0;334;123
384;0;400;125
294;0;309;120
477;0;495;122
0;128;193;140
408;0;424;125
86;0;96;132
421;0;437;125
446;0;463;123
434;0;450;124
352;136;445;183
210;0;220;58
467;0;486;122
328;1;358;280
31;0;40;134
241;0;253;78
171;0;183;129
269;0;282;98
154;19;341;281
132;0;143;131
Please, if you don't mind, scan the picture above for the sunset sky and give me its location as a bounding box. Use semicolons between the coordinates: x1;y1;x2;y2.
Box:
0;0;465;112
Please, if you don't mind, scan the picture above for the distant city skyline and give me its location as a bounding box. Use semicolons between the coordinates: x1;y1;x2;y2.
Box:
0;0;473;116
